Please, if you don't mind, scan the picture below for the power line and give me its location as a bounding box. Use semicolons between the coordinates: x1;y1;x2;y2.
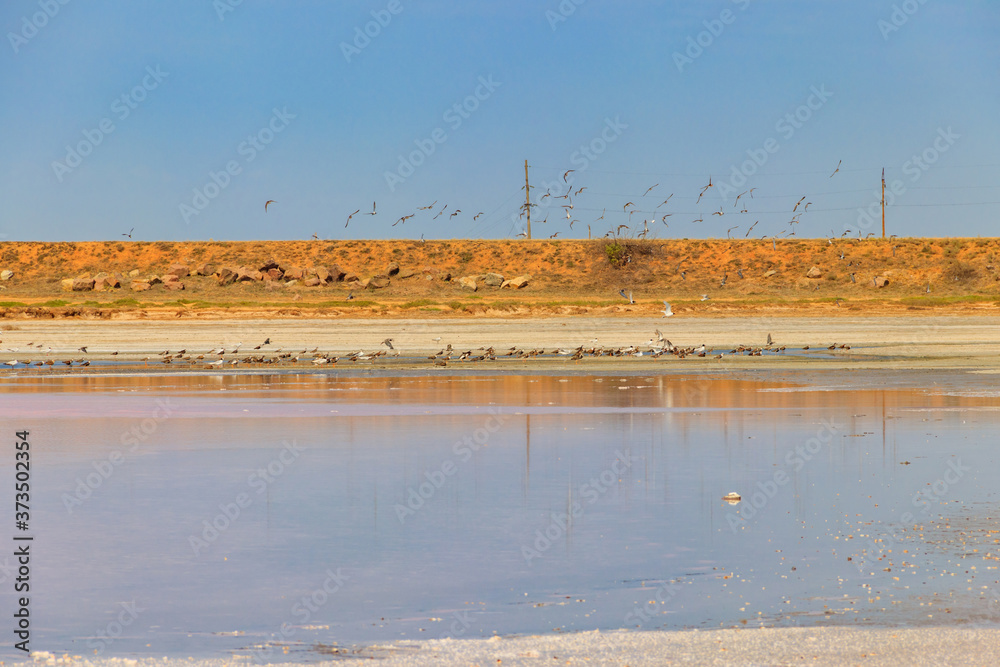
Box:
530;163;1000;179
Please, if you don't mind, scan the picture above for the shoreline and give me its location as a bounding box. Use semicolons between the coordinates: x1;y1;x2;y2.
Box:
1;315;999;372
24;626;1000;665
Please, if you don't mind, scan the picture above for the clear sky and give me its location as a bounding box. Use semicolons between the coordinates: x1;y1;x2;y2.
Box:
2;0;998;242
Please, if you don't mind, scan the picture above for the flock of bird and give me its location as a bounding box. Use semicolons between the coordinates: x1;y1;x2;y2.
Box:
519;159;849;241
104;160;901;244
236;159;849;243
257;197;489;240
0;329;852;370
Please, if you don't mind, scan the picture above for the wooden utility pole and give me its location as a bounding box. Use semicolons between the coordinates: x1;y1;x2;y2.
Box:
524;159;531;240
881;168;886;239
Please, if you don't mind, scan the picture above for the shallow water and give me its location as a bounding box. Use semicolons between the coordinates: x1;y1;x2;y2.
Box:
1;371;999;660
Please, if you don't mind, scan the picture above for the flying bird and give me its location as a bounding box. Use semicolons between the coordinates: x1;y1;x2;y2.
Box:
618;289;634;304
381;338;394;350
122;227;133;239
574;187;587;196
661;301;673;318
365;201;377;216
643;184;659;196
311;233;319;239
393;214;414;227
563;169;574;182
265;200;276;212
433;205;448;220
549;231;560;238
473;212;484;220
450;209;462;219
345;209;360;227
418;201;438;210
830;160;842;178
697;177;713;203
744;220;759;237
792;196;806;213
623;202;635;212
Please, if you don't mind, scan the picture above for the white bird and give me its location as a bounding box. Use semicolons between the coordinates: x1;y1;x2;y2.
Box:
661;302;673;318
618;289;634;304
701;294;710;301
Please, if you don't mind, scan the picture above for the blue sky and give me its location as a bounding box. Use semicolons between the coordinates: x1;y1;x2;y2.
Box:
2;0;998;241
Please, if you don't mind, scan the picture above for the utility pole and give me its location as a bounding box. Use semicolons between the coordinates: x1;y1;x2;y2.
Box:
524;159;531;240
881;168;886;239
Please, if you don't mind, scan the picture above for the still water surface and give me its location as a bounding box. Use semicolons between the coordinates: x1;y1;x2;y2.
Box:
1;371;998;659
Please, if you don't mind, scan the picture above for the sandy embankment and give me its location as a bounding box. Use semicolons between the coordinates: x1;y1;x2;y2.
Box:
1;315;999;371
